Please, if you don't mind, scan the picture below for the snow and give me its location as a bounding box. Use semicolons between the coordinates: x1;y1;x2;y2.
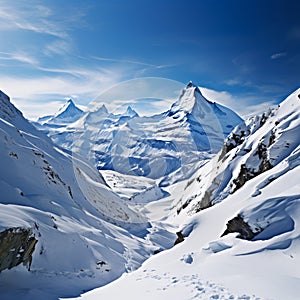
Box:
64;88;300;300
1;87;300;300
0;90;176;299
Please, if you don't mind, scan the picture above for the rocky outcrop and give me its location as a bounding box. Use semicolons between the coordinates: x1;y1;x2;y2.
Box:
221;215;261;240
0;227;37;272
174;231;185;245
232;141;273;192
194;190;213;213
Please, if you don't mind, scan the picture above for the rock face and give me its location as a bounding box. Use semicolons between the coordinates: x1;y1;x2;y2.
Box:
221;215;261;240
174;231;185;245
0;227;37;272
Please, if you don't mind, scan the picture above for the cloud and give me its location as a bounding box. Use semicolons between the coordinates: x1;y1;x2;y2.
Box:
43;39;73;56
200;87;275;118
91;56;174;78
92;56;158;68
0;65;127;119
0;51;38;65
270;52;287;60
11;99;64;120
0;1;87;58
0;2;67;39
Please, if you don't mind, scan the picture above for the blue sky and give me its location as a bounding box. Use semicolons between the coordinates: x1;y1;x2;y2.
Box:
0;0;299;119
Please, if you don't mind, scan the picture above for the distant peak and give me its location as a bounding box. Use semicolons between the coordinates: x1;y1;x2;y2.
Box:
66;99;75;105
98;104;108;114
126;105;138;117
186;81;202;95
186;81;196;88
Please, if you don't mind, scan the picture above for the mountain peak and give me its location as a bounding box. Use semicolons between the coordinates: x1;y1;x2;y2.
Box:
98;104;108;114
186;81;202;95
66;99;75;106
54;99;83;117
125;105;139;118
186;81;196;88
37;98;84;126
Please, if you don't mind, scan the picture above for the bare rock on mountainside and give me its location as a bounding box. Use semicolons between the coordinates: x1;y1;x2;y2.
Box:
221;215;261;240
0;227;37;272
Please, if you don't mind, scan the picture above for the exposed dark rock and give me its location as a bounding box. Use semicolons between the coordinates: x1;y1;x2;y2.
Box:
219;131;246;161
233;164;255;191
177;194;197;214
174;231;185;245
153;248;162;255
233;142;273;192
194;190;213;213
260;112;269;127
221;214;261;240
0;227;37;272
97;260;107;266
268;130;276;146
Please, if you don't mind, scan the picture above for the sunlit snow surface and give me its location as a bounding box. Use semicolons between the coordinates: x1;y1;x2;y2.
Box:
0;90;177;299
0;87;300;300
66;88;300;300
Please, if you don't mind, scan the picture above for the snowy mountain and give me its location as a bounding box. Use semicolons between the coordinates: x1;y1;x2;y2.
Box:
37;99;84;126
1;85;300;300
0;90;177;299
65;88;300;300
42;82;242;186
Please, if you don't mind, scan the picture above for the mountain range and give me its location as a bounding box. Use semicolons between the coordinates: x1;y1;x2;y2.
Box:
37;82;242;186
0;84;299;300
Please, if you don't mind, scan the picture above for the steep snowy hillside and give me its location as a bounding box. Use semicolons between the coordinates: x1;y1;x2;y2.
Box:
70;88;300;300
0;91;176;299
42;82;242;187
176;88;300;214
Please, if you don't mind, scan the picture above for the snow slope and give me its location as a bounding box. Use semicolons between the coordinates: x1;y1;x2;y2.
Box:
69;88;300;300
0;91;178;299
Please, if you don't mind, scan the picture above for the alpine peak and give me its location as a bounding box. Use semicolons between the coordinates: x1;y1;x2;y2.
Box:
125;105;139;117
186;81;202;95
66;99;76;106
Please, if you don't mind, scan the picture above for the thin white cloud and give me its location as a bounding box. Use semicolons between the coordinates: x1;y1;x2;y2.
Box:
271;52;287;60
43;39;73;56
0;1;87;59
200;87;275;118
0;2;67;39
92;56;174;77
0;51;38;65
0;64;128;119
92;56;158;67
